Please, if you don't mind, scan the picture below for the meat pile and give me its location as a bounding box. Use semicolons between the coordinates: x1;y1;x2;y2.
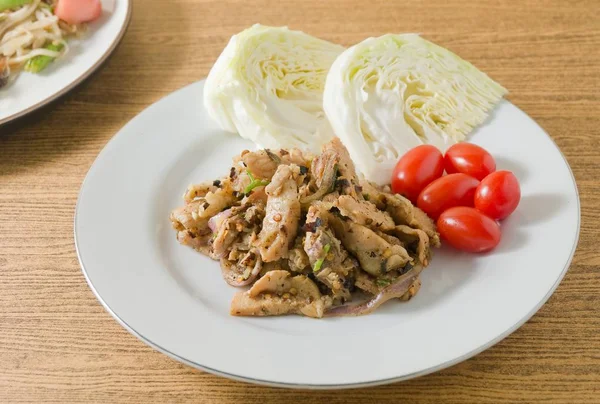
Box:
170;139;440;318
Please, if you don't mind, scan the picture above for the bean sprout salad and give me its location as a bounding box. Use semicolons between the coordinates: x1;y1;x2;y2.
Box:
0;0;102;89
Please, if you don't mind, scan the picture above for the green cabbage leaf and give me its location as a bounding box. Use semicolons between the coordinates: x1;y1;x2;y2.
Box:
204;24;344;153
324;34;507;184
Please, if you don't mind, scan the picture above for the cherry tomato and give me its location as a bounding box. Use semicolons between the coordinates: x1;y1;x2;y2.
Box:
417;173;480;219
437;207;501;253
391;145;444;203
475;170;521;220
444;143;496;181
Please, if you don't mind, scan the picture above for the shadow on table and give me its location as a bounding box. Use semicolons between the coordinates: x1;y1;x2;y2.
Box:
160;341;524;403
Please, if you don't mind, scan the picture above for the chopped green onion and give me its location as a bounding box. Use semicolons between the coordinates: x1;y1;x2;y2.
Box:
376;279;392;287
313;244;331;272
24;43;64;73
244;170;270;194
0;0;32;12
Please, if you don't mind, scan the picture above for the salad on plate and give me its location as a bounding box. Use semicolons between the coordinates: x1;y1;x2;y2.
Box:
171;24;522;318
0;0;103;89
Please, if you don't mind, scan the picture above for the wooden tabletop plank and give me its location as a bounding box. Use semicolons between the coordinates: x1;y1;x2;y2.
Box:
1;0;599;402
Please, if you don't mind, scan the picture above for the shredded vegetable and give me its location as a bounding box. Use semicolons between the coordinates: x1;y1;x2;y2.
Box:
244;170;270;194
0;0;33;13
0;0;84;88
323;34;507;184
376;279;392;287
204;24;344;153
23;40;61;72
313;244;331;272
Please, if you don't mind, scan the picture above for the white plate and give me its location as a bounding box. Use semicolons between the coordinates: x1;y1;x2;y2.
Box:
75;80;580;389
0;0;132;125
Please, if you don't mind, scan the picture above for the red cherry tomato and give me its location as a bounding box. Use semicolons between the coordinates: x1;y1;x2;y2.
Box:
417;173;480;219
391;145;444;203
475;170;521;220
437;207;501;253
444;143;496;181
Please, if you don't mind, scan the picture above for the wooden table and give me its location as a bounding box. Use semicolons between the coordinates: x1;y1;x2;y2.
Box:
1;0;599;402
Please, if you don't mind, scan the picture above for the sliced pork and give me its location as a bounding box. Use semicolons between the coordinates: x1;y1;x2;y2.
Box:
170;138;440;318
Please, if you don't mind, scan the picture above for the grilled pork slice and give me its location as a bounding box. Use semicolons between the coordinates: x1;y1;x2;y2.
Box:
391;225;431;266
255;165;301;262
327;213;412;277
170;185;238;254
230;270;331;318
360;180;440;247
303;205;356;302
327;137;362;198
334;195;395;232
171;186;237;233
182;179;224;203
236;148;309;180
354;269;421;301
288;237;311;274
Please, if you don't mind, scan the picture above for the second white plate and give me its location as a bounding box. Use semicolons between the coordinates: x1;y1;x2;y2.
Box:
75;80;579;388
0;0;132;125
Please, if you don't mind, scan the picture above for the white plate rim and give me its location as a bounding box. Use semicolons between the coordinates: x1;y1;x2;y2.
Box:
0;0;133;126
74;81;581;389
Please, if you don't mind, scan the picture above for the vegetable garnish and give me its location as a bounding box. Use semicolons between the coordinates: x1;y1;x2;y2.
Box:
244;170;270;194
444;143;496;181
437;207;501;253
0;0;32;12
204;24;344;153
24;42;64;73
417;173;480;220
376;279;392;287
323;33;507;185
391;145;444;203
313;244;331;272
0;0;102;88
474;171;521;220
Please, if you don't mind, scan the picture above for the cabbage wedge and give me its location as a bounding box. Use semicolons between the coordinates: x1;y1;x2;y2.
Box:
204;24;344;153
323;34;507;184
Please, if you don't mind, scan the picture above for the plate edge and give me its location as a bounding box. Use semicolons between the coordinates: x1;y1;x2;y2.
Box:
73;94;581;389
0;0;134;126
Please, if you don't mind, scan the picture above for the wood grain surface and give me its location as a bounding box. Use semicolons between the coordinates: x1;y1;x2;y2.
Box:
1;0;599;402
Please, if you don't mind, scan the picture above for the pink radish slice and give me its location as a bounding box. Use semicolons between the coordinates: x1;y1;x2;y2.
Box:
55;0;102;24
